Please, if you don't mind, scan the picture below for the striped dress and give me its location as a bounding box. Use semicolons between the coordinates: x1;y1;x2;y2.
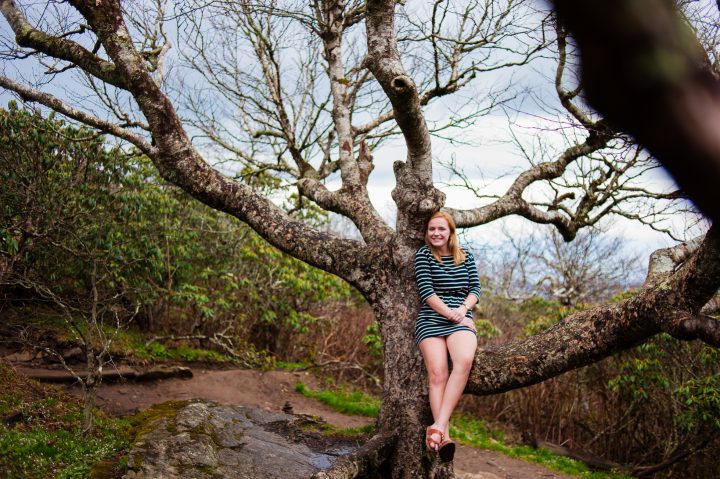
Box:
414;245;481;345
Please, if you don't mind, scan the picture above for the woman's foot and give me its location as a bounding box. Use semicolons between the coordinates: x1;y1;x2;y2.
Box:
425;426;444;452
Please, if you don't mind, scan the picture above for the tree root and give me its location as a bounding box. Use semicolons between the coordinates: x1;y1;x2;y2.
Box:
310;430;396;479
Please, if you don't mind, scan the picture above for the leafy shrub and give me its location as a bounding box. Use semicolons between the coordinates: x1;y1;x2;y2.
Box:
0;104;354;362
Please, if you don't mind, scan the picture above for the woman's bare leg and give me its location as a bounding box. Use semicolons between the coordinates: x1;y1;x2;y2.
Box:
432;331;477;439
418;337;449;449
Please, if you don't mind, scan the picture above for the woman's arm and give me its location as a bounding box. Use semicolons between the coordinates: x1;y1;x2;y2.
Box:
463;251;481;310
425;294;456;319
415;249;459;321
454;251;481;331
415;248;475;328
415;249;436;303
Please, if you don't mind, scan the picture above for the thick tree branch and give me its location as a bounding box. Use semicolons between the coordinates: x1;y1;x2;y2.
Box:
643;234;705;288
467;224;720;395
365;0;446;247
318;0;361;187
446;126;612;240
305;0;388;243
365;0;433;179
0;0;127;89
663;313;720;347
298;176;393;244
36;0;371;284
552;0;720;223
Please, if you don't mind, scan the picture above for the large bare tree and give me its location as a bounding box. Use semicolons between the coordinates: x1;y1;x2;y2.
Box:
1;0;719;477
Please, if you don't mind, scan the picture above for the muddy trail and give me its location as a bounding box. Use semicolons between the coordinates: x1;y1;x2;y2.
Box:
20;364;574;479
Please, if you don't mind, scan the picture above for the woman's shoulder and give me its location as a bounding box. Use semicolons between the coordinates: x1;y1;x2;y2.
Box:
416;244;431;256
460;247;475;260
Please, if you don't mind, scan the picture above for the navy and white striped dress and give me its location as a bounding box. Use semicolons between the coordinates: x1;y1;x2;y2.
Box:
414;245;481;345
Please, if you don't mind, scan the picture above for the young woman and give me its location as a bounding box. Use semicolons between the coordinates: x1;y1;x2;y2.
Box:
415;211;480;462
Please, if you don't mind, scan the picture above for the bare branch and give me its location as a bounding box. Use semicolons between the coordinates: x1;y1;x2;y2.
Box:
446;125;612;240
0;0;127;89
352;109;394;136
0;75;155;155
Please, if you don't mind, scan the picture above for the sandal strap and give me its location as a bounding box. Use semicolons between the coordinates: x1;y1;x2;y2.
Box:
426;427;445;441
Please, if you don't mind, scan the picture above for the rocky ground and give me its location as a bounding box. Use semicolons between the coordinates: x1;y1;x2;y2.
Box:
121;400;359;479
40;365;576;479
118;398;574;479
5;332;577;479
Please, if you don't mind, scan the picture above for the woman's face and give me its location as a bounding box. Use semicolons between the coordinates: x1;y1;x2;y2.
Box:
427;216;451;249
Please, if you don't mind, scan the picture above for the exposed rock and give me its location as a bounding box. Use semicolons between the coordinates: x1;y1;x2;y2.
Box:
123;400;363;479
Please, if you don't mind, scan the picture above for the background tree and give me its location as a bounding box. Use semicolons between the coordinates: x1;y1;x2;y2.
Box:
1;1;719;477
481;227;640;306
470;226;719;476
0;103;141;432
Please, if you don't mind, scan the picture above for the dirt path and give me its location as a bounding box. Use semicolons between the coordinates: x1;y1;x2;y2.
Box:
49;366;575;479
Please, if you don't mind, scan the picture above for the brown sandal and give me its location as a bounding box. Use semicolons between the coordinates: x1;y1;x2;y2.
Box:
425;427;444;451
438;438;456;462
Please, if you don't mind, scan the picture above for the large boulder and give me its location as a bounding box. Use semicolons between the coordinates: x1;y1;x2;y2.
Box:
123;400;363;479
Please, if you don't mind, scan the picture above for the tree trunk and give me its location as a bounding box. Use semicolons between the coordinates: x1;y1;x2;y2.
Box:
83;350;101;434
0;251;20;292
371;268;453;478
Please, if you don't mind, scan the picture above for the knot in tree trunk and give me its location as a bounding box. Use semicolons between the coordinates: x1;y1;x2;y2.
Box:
390;75;414;94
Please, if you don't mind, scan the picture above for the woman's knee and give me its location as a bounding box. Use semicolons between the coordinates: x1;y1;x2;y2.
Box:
427;366;449;386
447;332;477;374
451;355;474;375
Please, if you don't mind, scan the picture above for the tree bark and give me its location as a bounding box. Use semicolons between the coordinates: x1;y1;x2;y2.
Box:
375;281;429;477
82;349;101;434
310;431;396;479
371;272;455;479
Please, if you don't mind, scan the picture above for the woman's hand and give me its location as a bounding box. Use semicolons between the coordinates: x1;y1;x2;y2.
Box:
447;305;467;324
459;317;477;332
